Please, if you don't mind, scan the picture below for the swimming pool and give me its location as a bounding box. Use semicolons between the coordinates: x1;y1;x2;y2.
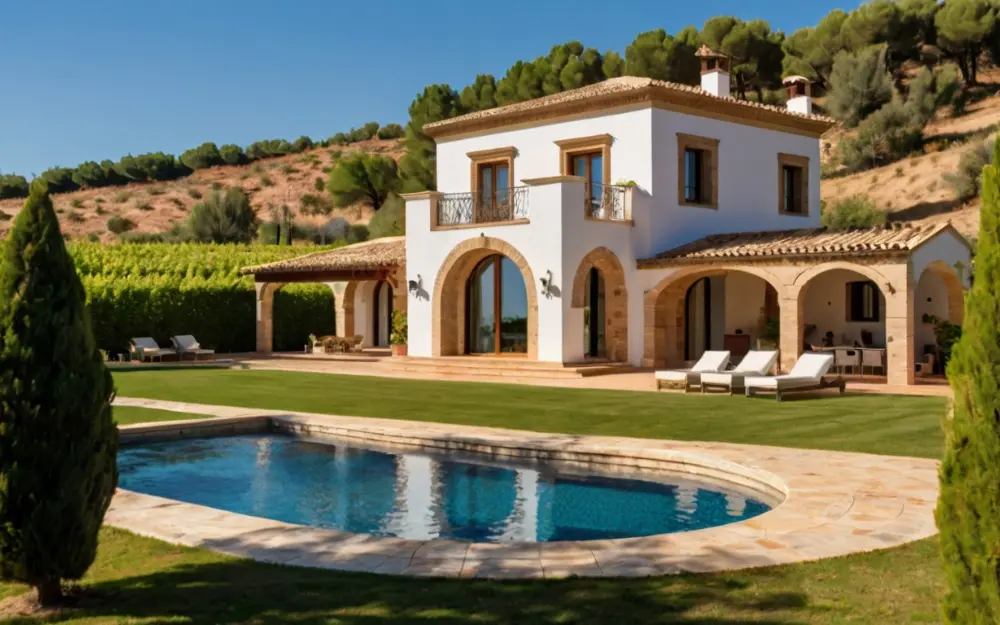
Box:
119;434;772;543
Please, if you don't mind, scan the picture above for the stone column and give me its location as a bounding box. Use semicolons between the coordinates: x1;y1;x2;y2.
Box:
778;290;803;374
327;282;348;337
883;265;914;386
255;282;279;353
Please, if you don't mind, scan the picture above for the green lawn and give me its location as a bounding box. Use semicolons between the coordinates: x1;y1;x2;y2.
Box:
113;369;948;458
0;369;950;623
113;406;208;426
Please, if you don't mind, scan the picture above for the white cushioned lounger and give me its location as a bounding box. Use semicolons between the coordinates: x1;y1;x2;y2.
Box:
655;350;731;392
744;352;844;401
700;350;779;394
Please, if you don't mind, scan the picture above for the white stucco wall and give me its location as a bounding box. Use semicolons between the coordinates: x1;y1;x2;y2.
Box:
724;273;768;344
647;107;822;256
802;269;887;347
914;269;950;351
910;228;973;288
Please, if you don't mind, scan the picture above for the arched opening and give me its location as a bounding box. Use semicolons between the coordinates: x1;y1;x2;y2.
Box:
255;281;337;353
571;247;628;362
800;268;887;350
645;267;783;368
433;237;538;359
584;267;606;358
465;254;529;355
372;280;394;348
915;260;965;375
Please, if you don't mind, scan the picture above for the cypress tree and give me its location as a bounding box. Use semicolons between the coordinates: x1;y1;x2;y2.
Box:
0;181;118;607
937;136;1000;622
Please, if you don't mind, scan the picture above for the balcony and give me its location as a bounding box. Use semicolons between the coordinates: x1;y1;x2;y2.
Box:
437;186;529;227
586;184;628;221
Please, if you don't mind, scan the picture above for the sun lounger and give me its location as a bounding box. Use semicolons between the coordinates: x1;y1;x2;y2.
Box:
170;335;216;360
130;337;177;363
744;353;845;401
655;350;731;392
700;350;779;395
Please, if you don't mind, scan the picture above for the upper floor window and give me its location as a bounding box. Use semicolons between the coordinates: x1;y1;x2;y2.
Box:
777;153;809;216
847;280;880;322
556;134;612;215
467;146;516;222
677;133;719;209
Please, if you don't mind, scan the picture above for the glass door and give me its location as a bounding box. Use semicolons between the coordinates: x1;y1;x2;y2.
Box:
570;152;603;214
584;267;606;358
477;163;511;221
466;255;528;355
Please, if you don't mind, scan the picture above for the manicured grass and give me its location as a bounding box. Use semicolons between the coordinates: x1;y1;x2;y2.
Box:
0;370;948;623
113;406;207;426
0;528;945;624
113;369;948;458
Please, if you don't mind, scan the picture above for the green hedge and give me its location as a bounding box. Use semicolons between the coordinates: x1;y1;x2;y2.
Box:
68;243;339;355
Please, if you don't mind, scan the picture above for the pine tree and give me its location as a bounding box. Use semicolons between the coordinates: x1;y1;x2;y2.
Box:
0;181;118;606
937;136;1000;622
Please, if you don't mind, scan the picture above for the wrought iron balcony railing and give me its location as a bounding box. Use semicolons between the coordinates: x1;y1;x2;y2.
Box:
437;186;529;227
587;184;628;221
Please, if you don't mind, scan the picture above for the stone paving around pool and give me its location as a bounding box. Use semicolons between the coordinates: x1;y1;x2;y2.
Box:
108;397;940;580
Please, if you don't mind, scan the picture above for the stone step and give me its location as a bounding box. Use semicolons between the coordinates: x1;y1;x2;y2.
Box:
386;357;632;379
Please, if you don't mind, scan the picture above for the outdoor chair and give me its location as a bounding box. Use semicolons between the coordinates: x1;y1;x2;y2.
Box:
655;350;731;393
130;337;177;363
170;335;216;361
834;348;860;374
350;335;365;352
699;350;779;395
861;348;885;377
744;352;845;401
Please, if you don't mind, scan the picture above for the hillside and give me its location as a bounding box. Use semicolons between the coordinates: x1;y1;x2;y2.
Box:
0;138;404;242
822;75;1000;241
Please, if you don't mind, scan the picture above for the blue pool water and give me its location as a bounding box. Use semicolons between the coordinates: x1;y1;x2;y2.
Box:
118;435;772;543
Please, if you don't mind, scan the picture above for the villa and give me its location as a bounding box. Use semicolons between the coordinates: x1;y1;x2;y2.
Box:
246;48;971;387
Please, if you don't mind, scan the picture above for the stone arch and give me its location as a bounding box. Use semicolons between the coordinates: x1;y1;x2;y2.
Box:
642;266;785;368
341;281;358;338
792;261;890;294
255;281;286;353
918;260;965;326
571;247;629;362
432;237;538;359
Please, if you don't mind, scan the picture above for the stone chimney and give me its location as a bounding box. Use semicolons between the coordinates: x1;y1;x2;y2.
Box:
783;76;813;115
696;45;731;98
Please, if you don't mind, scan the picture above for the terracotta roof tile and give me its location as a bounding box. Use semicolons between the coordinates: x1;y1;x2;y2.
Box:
423;76;834;138
241;237;404;276
637;223;958;268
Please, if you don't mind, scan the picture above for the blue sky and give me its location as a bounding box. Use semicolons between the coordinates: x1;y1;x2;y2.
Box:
0;0;860;177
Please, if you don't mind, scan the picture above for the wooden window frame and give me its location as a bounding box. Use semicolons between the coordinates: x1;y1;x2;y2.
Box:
777;153;810;216
556;134;612;187
677;133;719;209
846;280;881;323
468;146;516;200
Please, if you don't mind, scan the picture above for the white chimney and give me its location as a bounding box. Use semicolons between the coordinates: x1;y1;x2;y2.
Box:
783;76;813;115
696;45;731;98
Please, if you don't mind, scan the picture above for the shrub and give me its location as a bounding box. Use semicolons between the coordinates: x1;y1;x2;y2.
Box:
821;195;887;229
66;211;85;223
937;136;1000;623
299;193;334;216
347;223;369;243
390;309;407;345
135;201;153;211
40;167;80;194
180;142;223;170
327;152;402;211
329;132;350;146
0;173;29;199
367;193;405;238
257;221;279;245
219;144;248;166
292;136;314;152
187;188;203;199
70;198;84;208
945;140;993;202
187;188;257;243
259;174;274;187
169;197;185;208
106;215;135;234
113;190;132;204
0;211;10;221
0;181;117;606
71;161;109;188
837;100;925;172
377;123;405;140
827;46;894;128
314;176;325;191
280;164;298;175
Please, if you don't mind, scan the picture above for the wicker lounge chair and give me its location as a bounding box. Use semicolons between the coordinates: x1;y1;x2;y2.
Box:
744;353;845;401
130;337;177;363
655;351;731;392
699;350;779;395
170;335;216;360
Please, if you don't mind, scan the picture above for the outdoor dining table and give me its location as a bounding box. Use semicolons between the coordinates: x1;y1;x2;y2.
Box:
811;346;886;377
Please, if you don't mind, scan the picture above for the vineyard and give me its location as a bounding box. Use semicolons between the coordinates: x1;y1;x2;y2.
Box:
68;243;338;354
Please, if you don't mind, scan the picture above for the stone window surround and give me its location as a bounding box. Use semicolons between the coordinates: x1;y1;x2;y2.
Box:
676;133;719;210
468;146;516;199
777;152;810;217
556;134;613;188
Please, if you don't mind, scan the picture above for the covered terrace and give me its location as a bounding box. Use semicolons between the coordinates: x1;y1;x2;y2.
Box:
241;237;406;353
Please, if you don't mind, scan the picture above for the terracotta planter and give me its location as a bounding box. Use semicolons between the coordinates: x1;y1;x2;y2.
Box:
391;344;408;357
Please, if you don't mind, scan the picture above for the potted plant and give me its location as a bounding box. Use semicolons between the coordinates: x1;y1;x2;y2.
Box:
390;310;408;356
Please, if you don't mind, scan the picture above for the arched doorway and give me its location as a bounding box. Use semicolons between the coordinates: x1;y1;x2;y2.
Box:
372;280;394;348
684;277;712;361
466;254;529;354
584;267;606;358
